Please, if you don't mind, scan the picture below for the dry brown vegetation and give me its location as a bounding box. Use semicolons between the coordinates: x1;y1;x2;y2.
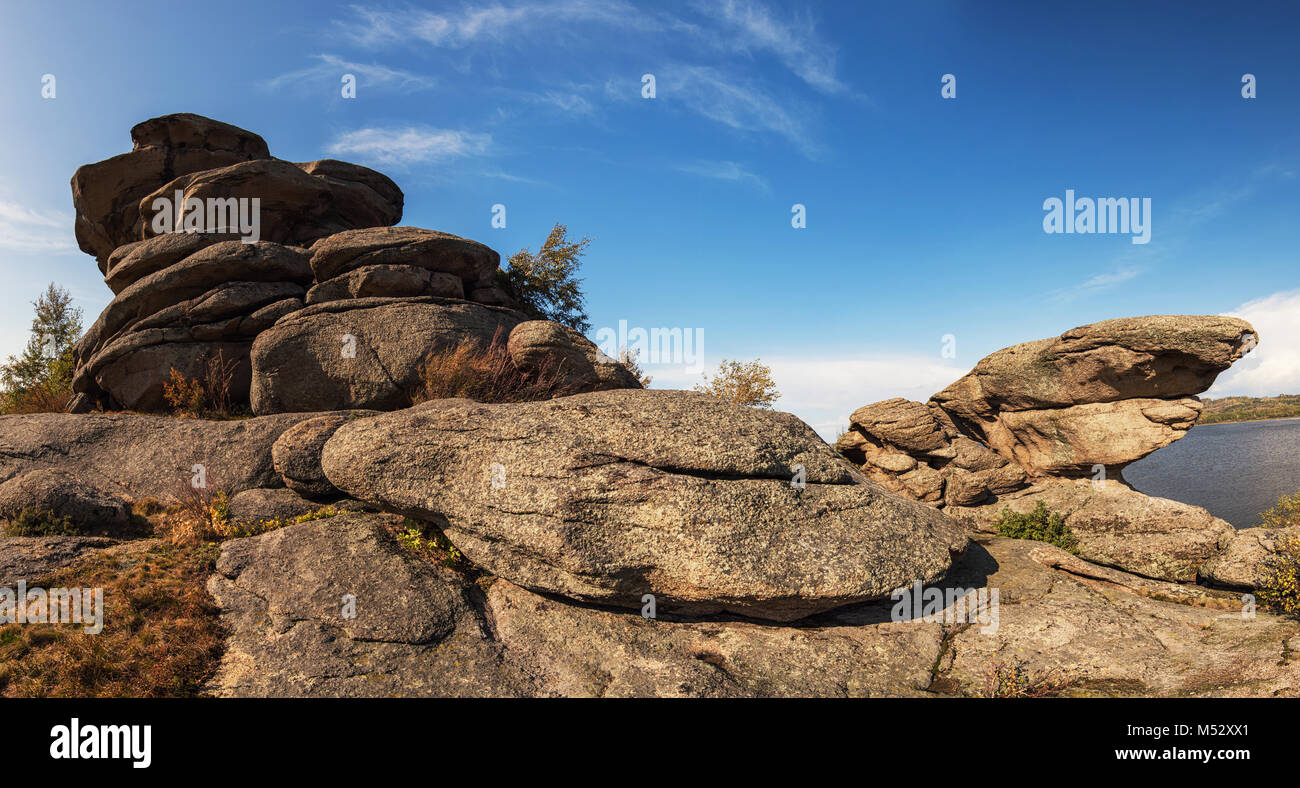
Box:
412;328;577;405
0;541;224;697
162;349;240;418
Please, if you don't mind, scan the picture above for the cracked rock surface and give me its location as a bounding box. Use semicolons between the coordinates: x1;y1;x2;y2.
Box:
321;389;969;621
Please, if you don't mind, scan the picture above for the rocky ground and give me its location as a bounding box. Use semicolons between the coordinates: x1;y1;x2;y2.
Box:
2;113;1296;698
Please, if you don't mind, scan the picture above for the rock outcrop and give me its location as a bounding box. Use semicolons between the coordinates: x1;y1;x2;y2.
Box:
66;113;637;414
838;315;1258;582
322;389;969;621
248;297;529;413
206;514;1300;697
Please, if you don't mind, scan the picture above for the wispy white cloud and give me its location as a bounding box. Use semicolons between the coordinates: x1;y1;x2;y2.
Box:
1208;289;1300;398
662;65;819;156
673;160;768;190
340;0;654;48
265;53;435;93
326;126;492;167
708;0;844;93
0;200;76;254
651;354;964;441
1048;266;1144;302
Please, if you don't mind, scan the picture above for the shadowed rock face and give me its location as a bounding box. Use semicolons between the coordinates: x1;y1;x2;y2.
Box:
321;389;969;622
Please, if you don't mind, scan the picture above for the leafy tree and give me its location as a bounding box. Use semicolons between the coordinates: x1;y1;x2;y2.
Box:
0;284;83;414
693;359;780;408
502;223;591;333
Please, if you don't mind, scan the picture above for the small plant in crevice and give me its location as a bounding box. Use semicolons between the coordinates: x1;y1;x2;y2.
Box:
980;657;1076;698
162;349;244;418
396;518;473;572
994;501;1078;554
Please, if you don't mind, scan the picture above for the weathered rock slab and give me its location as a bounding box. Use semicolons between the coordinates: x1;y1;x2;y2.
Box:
322;389;969;621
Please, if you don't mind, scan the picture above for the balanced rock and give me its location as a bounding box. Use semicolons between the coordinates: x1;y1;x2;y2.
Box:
71;113;269;267
249;297;527;414
306;265;466;304
931;315;1256;472
321;389;969;621
308;227;501;295
136;158;401;249
506;321;642;393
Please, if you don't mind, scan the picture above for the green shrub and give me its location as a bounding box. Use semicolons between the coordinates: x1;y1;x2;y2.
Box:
1;507;78;537
1256;532;1300;616
994;501;1078;553
1259;489;1300;529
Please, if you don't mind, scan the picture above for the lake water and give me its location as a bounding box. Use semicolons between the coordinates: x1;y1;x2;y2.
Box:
1124;417;1300;529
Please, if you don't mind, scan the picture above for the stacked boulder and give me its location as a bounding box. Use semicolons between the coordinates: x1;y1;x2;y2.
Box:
66;114;637;414
837;315;1259;582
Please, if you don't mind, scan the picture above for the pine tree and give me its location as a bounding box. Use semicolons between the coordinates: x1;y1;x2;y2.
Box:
0;284;83;413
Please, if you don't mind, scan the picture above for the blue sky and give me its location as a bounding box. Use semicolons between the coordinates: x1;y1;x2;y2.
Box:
1;0;1297;436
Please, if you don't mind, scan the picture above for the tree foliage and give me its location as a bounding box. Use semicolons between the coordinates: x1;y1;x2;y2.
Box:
693;359;780;408
503;223;591;333
0;284;83;414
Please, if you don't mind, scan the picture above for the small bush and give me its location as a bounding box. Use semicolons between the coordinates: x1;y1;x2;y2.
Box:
162;349;240;418
158;477;231;545
217;506;341;539
1256;532;1300;616
502;223;591;332
0;507;78;537
994;501;1078;553
981;657;1075;698
1259;489;1300;529
412;328;576;405
693;359;780;408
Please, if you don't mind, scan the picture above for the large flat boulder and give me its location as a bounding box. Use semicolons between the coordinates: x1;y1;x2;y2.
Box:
0;411;314;500
249;296;527;414
321;390;969;621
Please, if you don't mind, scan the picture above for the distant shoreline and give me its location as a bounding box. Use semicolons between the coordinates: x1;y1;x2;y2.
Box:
1198;394;1300;425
